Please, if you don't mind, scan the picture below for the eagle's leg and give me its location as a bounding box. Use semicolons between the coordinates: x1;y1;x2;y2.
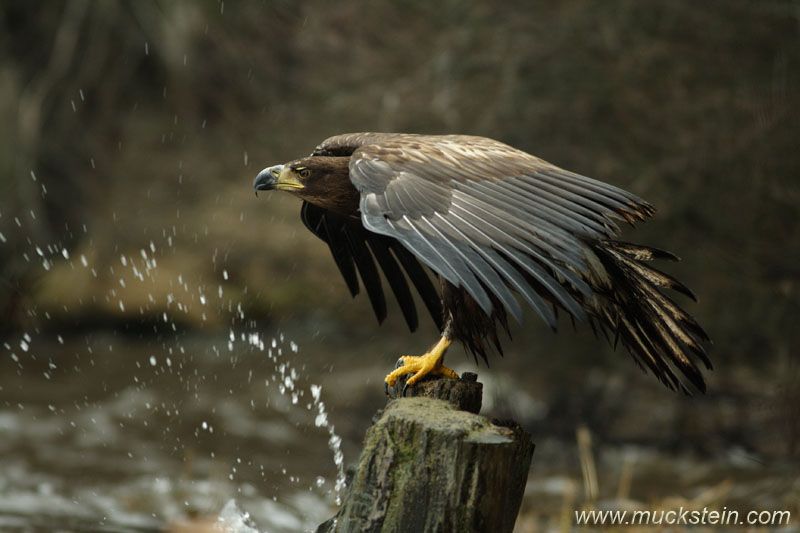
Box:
384;334;459;392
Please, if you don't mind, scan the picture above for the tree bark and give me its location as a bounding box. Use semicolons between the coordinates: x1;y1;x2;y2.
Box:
318;374;534;533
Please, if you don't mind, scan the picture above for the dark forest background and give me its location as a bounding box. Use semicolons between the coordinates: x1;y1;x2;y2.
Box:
0;1;799;530
3;0;799;369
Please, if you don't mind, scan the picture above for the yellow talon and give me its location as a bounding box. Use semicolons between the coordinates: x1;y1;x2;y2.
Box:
384;336;458;390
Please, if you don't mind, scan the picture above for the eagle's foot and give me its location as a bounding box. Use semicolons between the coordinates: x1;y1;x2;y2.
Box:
384;336;456;395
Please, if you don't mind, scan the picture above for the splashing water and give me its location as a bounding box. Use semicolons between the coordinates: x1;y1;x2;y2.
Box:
0;222;348;531
310;383;345;503
243;332;346;506
217;500;259;533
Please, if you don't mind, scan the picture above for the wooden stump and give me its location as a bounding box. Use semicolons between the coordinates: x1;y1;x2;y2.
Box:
317;374;534;533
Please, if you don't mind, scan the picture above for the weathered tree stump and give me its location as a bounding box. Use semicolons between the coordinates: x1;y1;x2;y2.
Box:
317;374;534;533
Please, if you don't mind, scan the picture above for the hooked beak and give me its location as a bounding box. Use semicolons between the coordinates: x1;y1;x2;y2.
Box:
253;164;304;194
254;165;282;192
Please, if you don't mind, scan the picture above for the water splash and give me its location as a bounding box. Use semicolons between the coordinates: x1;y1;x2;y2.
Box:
216;500;259;533
243;332;346;505
310;382;346;504
1;199;344;531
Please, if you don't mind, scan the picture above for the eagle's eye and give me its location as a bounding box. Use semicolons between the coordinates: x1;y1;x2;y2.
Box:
297;168;311;179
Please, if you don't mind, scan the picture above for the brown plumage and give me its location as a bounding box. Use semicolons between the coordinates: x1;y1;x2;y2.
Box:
254;133;711;393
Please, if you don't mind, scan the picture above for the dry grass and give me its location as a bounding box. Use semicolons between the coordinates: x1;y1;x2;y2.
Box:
515;426;797;533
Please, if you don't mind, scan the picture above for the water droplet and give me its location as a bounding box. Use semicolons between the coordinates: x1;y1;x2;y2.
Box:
310;384;322;401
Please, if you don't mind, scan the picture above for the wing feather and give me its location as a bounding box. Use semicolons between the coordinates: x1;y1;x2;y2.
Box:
402;216;494;314
339;222;387;324
432;212;559;327
470;179;611;237
422;215;524;322
446;205;585;320
365;237;418;331
301;202;359;296
509;177;621;231
300;201;441;332
388;241;444;330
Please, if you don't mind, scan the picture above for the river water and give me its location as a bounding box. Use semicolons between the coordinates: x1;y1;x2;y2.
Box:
0;328;350;532
1;321;798;532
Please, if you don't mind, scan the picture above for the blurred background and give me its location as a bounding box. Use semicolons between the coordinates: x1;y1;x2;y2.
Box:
1;1;799;531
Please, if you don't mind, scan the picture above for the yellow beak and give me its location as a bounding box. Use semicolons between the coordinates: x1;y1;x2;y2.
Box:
275;167;305;191
254;165;305;193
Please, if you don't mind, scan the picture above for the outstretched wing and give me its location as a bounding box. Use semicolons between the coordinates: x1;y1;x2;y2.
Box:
335;134;652;328
300;202;443;332
313;132;709;392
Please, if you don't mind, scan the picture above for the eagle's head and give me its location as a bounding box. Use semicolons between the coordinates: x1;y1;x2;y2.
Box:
254;156;357;215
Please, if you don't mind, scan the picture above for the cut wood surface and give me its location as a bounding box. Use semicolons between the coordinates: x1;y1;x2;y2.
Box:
318;374;534;533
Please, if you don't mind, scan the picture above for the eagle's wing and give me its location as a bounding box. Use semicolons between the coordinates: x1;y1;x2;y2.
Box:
312;133;709;393
341;134;654;327
300;202;443;332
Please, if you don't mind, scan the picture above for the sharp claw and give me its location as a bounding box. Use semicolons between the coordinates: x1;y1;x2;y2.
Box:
384;381;390;397
401;381;410;397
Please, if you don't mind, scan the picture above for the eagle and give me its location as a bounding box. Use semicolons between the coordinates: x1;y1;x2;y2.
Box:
254;133;711;394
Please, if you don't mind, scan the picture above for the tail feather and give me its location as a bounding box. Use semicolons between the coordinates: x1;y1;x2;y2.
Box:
636;278;710;341
591;240;711;393
602;240;680;262
605;247;697;301
621;313;688;391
